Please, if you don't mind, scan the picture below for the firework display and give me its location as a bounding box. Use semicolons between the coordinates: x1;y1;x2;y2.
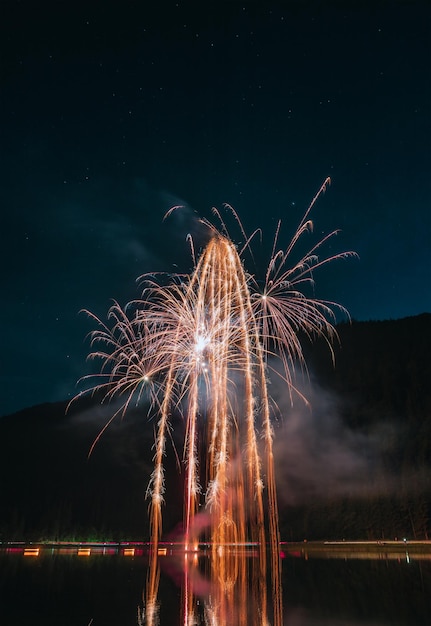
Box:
75;179;354;624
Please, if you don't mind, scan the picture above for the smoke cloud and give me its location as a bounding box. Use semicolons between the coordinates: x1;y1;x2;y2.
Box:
270;371;393;506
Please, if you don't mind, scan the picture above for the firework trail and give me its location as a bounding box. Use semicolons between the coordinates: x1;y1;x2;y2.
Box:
73;178;355;624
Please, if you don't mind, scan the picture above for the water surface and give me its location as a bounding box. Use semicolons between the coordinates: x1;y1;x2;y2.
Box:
0;544;430;625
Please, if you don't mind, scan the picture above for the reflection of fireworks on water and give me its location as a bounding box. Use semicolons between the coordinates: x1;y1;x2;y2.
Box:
73;178;355;624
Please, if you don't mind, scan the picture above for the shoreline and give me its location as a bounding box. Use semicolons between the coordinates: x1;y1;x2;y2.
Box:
1;538;431;555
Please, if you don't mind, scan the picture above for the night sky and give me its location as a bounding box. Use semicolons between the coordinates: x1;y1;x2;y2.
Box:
1;1;430;417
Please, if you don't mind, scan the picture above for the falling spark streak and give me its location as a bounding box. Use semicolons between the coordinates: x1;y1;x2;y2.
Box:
71;179;356;624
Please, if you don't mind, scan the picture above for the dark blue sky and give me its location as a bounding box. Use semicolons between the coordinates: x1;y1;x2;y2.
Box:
1;1;430;416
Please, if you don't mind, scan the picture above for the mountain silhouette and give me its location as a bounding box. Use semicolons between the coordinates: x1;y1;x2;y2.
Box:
1;314;430;541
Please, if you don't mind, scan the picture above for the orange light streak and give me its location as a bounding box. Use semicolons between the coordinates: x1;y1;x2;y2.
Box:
78;548;91;556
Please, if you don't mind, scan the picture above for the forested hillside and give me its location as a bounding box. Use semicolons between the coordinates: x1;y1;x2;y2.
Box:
1;314;430;541
280;313;431;540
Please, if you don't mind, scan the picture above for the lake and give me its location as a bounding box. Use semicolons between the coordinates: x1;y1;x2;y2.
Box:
0;542;430;625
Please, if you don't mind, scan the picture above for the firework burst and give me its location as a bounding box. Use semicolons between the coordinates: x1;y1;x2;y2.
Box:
71;178;356;624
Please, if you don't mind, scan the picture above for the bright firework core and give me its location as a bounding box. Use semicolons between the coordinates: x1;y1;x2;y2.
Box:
76;178;355;575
